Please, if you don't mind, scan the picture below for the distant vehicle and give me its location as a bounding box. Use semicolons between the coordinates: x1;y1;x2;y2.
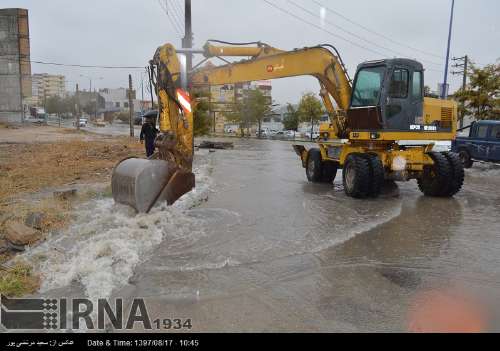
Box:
452;120;500;168
74;118;88;127
303;131;320;140
256;129;270;137
29;107;47;120
284;130;297;138
225;127;236;134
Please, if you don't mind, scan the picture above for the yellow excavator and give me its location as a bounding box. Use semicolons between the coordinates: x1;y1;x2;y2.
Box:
111;40;464;213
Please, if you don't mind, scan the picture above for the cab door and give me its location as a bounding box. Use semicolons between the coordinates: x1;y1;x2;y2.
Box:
383;68;411;130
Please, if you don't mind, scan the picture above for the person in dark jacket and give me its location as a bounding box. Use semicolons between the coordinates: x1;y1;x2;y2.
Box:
140;117;159;158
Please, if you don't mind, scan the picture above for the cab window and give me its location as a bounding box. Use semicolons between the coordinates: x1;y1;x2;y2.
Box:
389;69;409;98
351;66;385;107
412;71;423;100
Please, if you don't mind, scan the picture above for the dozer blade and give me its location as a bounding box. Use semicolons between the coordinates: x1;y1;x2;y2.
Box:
111;158;195;213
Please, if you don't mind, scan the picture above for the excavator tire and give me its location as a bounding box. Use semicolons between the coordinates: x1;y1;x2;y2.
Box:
362;154;385;198
343;153;371;199
442;152;465;197
418;152;453;197
321;161;338;184
306;148;323;183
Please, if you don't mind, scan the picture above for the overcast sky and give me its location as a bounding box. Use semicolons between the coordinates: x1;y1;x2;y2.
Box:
2;0;499;104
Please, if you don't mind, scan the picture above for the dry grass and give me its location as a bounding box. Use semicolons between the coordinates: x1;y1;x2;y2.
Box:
0;132;144;295
0;262;40;297
0;138;142;207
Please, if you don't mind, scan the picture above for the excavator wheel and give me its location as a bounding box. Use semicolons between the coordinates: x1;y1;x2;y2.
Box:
418;152;454;197
306;149;323;183
442;152;465;197
342;153;371;199
362;154;385;198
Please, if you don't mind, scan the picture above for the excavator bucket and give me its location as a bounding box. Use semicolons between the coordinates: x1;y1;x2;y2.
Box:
111;158;195;213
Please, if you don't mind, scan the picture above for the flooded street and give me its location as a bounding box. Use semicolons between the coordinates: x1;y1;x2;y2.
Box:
23;138;500;332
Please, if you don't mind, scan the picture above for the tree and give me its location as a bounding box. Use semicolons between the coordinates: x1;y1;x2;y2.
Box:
45;96;64;116
297;92;324;140
193;97;212;136
283;103;299;131
247;89;272;138
455;61;500;121
223;89;271;137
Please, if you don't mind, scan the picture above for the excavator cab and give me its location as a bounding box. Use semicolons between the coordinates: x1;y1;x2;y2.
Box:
347;59;426;132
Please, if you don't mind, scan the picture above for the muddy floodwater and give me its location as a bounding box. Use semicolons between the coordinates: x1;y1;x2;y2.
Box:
20;138;500;332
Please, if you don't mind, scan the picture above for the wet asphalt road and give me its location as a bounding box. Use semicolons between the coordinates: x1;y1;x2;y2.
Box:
14;136;499;333
114;138;500;332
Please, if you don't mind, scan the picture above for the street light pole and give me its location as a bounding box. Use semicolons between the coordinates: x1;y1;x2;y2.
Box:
182;0;193;72
441;0;455;99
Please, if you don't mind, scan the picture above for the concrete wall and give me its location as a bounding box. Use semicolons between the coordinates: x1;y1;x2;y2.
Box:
0;8;31;121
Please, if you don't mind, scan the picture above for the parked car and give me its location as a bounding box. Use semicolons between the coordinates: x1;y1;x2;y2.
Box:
255;129;270;137
303;131;320;140
452;120;500;168
74;118;88;127
284;130;297;138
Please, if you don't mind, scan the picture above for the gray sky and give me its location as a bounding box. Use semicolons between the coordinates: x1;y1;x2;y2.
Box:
3;0;499;104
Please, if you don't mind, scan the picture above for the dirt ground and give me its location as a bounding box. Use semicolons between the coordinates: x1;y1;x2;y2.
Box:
0;123;144;294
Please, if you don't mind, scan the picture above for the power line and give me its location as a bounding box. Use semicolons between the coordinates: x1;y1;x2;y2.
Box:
289;0;442;67
157;0;183;36
168;0;185;34
262;1;386;57
261;1;443;73
170;0;185;32
312;0;445;60
0;56;144;70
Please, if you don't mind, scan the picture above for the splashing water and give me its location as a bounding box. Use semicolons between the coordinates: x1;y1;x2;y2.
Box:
23;159;214;301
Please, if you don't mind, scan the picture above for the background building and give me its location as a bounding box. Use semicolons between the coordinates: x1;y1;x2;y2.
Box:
25;73;66;107
0;8;31;121
99;87;140;111
207;80;274;133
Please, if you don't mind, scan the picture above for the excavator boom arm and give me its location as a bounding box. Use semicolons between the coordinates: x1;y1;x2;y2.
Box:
193;44;352;113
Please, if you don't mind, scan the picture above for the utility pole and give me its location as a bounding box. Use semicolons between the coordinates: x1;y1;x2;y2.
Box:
452;55;469;128
128;74;135;137
147;65;154;109
182;0;193;72
441;0;455;99
75;83;80;131
94;88;98;121
141;71;145;114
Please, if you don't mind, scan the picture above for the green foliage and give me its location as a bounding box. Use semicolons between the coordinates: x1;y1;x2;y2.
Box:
193;99;212;136
297;92;324;140
283;103;299;131
223;89;271;137
455;61;500;120
0;263;39;297
297;92;324;123
83;101;96;115
45;95;77;116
